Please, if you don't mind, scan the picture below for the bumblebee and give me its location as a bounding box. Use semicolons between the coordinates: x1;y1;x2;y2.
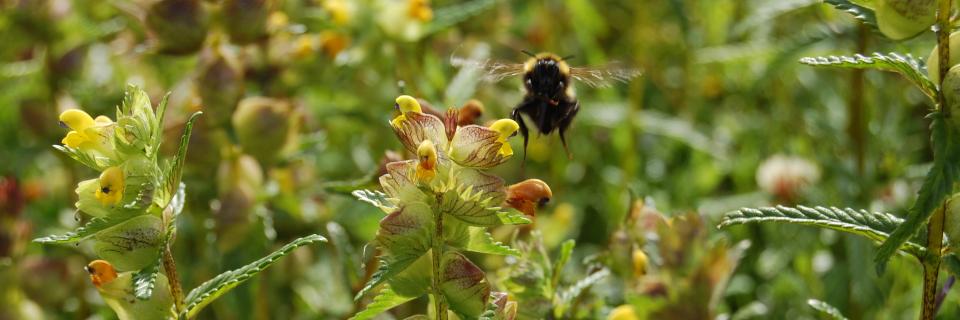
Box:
453;51;640;160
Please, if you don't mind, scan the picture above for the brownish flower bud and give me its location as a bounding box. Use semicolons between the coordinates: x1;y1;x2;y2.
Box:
222;0;270;45
458;99;484;126
505;179;552;216
232;96;293;165
146;0;209;55
197;46;245;127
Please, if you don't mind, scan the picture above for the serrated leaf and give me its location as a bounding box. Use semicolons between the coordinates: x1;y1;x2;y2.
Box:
440;252;491;318
799;52;937;102
440;187;501;226
352;189;397;213
52;144;110;171
720;205;926;256
132;261;162;300
823;0;877;30
163;111;202;201
181;234;325;319
807;299;849;320
33;211;140;244
877;113;960;272
350;284;416;320
551;240;575;290
464;227;519;256
355;252;426;300
555;268;609;311
496;209;532;225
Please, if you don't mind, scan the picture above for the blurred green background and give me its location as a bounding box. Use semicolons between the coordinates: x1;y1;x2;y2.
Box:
0;0;955;319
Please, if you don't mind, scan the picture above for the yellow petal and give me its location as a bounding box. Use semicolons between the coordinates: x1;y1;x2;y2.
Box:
395;95;422;114
62;131;86;148
489;119;519;156
59;109;95;132
95;167;125;206
415;140;437;183
94;115;114;125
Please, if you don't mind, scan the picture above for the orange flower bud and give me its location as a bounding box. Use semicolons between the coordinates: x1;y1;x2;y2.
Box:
505;179;552;216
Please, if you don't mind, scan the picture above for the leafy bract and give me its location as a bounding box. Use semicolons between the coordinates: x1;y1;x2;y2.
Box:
799;52;937;102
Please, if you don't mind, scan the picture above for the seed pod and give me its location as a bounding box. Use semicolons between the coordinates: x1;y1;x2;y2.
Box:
232;97;293;165
86;260;174;320
875;0;935;41
927;31;960;84
93;215;163;271
146;0;209;55
223;0;270;45
197;46;245;127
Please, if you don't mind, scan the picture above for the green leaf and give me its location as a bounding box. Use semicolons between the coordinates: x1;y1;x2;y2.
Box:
133;184;185;300
349;284;416;320
33;211;141;244
799;52;937;102
823;0;877;30
163;111;202;202
352;189;397;213
720;205;926;256
52;144;110;171
877;113;960;272
551;240;575;290
943;254;960;278
439;187;502;226
464;227;519;256
181;234;325;319
555;268;609;315
440;252;491;318
807;299;849;320
496;209;532;225
426;0;497;34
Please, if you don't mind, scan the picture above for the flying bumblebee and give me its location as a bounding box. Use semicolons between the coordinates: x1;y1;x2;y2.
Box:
453;50;641;160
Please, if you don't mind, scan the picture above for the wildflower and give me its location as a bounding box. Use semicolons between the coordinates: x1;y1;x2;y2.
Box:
756;154;820;202
504;179;552;216
415;140;437;183
85;259;174;320
95;167;125;206
391;95;423;128
319;31;350;58
488;119;519;157
608;305;639;320
323;0;353;26
632;248;648;276
407;0;433;22
59;109;115;156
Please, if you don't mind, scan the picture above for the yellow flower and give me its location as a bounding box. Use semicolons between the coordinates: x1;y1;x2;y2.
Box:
390;95;423;127
633;249;648;276
95;167;125;206
608;305;639;320
407;0;433;22
323;0;353;26
415;140;437;183
59;109;114;152
488;119;519;157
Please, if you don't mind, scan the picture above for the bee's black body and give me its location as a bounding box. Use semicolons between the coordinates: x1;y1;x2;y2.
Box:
510;53;580;160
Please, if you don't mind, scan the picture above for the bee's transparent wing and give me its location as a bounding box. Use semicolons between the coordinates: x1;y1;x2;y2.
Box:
569;62;642;88
450;56;525;82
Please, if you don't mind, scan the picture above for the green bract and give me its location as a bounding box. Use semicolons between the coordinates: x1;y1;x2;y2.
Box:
351;97;532;319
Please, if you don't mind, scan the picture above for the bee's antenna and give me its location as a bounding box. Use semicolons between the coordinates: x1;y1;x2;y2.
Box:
561;54;576;61
521;50;537;58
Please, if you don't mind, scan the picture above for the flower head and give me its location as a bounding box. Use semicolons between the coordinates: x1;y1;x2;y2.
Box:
59;109;115;155
407;0;433;22
505;179;552;216
488;119;519;157
391;95;423;127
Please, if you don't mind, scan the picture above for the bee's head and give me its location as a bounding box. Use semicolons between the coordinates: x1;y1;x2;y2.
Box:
524;55;570;104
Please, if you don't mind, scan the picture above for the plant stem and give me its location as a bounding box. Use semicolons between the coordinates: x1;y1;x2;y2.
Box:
163;245;184;314
431;200;448;320
923;1;953;320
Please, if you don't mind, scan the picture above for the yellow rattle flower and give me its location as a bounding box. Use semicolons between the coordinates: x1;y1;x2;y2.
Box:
415;140;437;183
407;0;433;22
59;109;114;150
391;95;423;127
488;119;519;157
95;167;125;206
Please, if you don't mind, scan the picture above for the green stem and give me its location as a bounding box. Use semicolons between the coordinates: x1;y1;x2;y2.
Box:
431;200;448;320
922;2;952;320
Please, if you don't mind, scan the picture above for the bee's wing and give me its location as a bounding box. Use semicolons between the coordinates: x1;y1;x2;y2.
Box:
450;56;526;82
569;62;642;88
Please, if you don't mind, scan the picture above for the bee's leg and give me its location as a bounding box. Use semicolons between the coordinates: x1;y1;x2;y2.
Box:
511;108;530;163
557;101;580;160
